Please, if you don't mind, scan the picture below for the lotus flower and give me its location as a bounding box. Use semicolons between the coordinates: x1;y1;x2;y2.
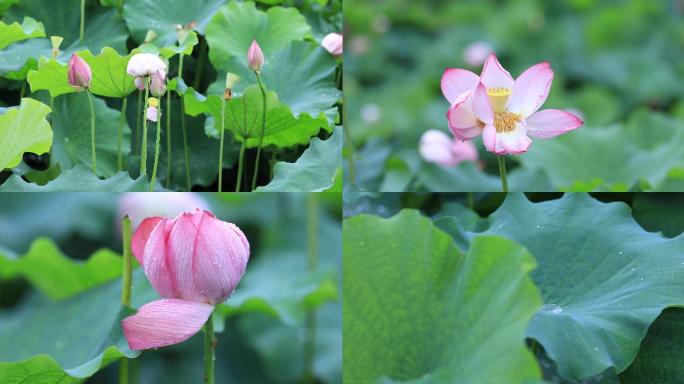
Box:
442;54;583;155
68;54;91;91
321;33;343;57
145;97;160;122
117;192;209;229
419;129;479;166
149;69;167;97
247;40;264;71
127;53;166;78
121;210;250;350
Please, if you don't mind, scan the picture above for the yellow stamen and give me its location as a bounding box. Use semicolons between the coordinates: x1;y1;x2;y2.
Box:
494;112;522;133
487;87;511;114
148;97;159;108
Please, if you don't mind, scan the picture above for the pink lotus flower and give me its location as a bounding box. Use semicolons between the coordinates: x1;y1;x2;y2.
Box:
247;40;264;71
321;33;343;57
442;54;583;155
127;53;166;78
117;192;209;230
68;54;91;91
419;129;478;166
146;106;159;122
121;210;250;350
149;69;167;97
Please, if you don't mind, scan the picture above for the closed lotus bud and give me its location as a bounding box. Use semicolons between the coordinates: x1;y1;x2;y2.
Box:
127;53;167;78
68;53;91;91
321;32;343;57
149;69;167;97
122;210;250;350
50;36;63;59
247;40;264;71
134;77;145;91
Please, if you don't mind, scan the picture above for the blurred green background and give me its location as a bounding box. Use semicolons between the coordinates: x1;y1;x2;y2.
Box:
0;192;341;384
344;0;684;192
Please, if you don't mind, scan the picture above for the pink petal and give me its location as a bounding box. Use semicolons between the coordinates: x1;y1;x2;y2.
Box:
441;68;479;104
192;216;250;304
131;217;164;265
526;109;583;138
452;139;479;164
143;218;177;299
121;299;214;350
420;130;459;166
479;54;514;91
446;91;482;140
165;211;207;302
507;62;554;117
471;82;494;125
482;124;531;155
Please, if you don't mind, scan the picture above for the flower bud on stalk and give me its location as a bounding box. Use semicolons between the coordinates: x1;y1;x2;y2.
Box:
144;30;158;44
149;69;167;97
121;210;250;350
247;40;264;72
321;33;343;57
68;54;91;91
224;72;239;101
51;36;63;59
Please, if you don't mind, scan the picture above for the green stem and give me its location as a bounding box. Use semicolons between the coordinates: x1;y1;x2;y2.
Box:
80;0;85;41
467;192;474;211
119;216;133;384
19;81;26;99
150;105;162;191
166;90;172;188
140;79;150;176
343;123;355;184
194;38;207;90
218;97;226;192
179;55;191;190
86;90;97;174
497;155;508;193
117;97;127;172
251;72;267;191
304;195;318;383
203;313;215;384
135;90;142;158
235;141;245;192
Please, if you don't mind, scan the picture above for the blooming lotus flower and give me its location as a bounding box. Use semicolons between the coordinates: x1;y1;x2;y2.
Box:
127;53;166;78
321;33;343;57
149;69;167;97
117;192;209;229
419;129;478;166
247;40;264;71
68;54;91;91
442;54;583;155
121;210;250;350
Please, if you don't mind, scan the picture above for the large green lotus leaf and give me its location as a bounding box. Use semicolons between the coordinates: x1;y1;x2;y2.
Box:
417;162;554;192
256;127;341;192
343;210;542;384
28;48;136;98
632;193;684;238
436;193;684;380
0;16;44;49
51;92;131;178
209;41;340;118
0;165;147;191
0;37;50;79
184;85;330;149
0;98;51;170
4;0;128;53
205;1;311;69
619;308;684;383
0;238;122;299
122;0;226;47
519;125;684;191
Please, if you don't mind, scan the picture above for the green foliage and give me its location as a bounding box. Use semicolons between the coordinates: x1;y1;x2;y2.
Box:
0;98;51;170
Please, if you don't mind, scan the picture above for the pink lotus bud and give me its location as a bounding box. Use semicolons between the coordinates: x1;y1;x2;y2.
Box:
247;40;264;71
126;53;167;78
149;69;167;97
321;33;343;57
419;129;478;166
122;210;250;350
463;41;492;67
134;77;145;91
68;54;91;91
117;192;209;230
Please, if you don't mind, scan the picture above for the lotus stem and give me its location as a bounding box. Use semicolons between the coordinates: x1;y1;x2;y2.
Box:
166;90;171;188
498;155;508;193
203;313;215;384
119;215;133;384
140;78;150;176
218;97;226;192
251;72;267;191
150;106;162;191
194;38;207;90
304;194;318;383
80;0;85;41
135;90;142;157
235;141;245;192
86;90;97;174
117;97;127;172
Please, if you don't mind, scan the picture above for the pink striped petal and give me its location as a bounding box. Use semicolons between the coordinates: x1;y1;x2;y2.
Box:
193;216;250;304
143;218;177;299
507;62;554;117
482;124;531;155
472;82;494;125
121;299;214;350
446;91;482;140
480;54;514;91
441;68;479;104
165;211;208;302
131;217;164;265
419;130;459;166
526;109;583;139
